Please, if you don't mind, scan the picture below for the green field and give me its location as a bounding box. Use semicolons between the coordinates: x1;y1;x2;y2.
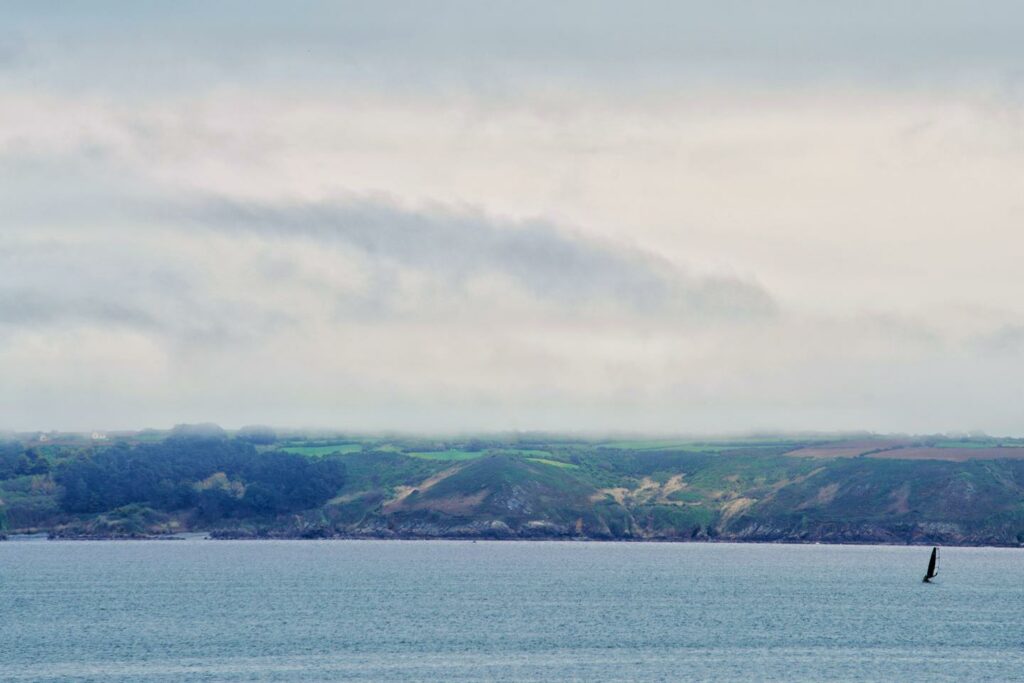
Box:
598;439;801;452
406;449;484;461
279;443;364;456
406;448;552;461
5;427;1024;545
599;440;714;451
934;440;1024;449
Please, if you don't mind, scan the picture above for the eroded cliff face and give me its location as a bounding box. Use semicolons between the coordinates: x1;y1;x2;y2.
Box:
205;507;1024;547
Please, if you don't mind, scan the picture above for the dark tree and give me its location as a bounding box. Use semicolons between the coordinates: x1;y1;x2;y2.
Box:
54;438;346;520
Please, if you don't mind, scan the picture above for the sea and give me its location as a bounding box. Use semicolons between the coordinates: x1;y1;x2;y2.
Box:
1;539;1022;682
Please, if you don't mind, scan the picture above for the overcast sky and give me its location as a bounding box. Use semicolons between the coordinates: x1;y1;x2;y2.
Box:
2;2;1024;434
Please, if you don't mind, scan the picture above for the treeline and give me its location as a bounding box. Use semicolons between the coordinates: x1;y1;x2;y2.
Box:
54;435;346;521
0;443;50;479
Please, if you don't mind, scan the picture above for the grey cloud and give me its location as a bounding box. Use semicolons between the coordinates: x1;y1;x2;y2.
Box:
175;197;776;321
0;241;287;347
0;288;157;330
8;2;1024;94
972;324;1024;356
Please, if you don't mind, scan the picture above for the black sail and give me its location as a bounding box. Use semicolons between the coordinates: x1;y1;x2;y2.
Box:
923;547;938;582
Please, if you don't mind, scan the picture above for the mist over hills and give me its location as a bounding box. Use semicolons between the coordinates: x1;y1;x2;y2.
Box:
2;425;1022;546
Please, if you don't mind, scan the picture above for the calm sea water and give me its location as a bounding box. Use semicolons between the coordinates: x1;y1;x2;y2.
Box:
1;539;1022;682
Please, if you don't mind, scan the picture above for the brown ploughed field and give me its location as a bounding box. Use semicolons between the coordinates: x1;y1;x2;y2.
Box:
784;440;910;458
866;446;1024;462
785;440;1024;461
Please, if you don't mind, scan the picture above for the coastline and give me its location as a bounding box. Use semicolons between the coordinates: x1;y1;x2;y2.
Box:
7;531;1020;549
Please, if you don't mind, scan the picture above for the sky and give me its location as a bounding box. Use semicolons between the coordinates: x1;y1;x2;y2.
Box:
2;2;1024;434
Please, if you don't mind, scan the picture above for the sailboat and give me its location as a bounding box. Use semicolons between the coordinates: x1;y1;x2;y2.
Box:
922;546;939;583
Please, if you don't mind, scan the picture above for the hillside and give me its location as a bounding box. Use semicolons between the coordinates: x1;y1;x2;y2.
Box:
2;428;1023;546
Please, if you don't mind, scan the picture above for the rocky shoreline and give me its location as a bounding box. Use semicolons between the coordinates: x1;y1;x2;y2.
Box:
9;523;1019;547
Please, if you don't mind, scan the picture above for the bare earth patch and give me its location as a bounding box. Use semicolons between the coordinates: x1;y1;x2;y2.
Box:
759;467;826;506
660;474;687;499
720;497;756;521
383;464;466;513
401;490;489;514
327;492;369;505
592;474;690;506
591;487;630;504
867;447;1024;462
887;482;911;514
797;482;840;510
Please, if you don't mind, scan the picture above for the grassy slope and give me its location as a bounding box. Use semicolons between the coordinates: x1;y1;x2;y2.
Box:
3;434;1024;544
